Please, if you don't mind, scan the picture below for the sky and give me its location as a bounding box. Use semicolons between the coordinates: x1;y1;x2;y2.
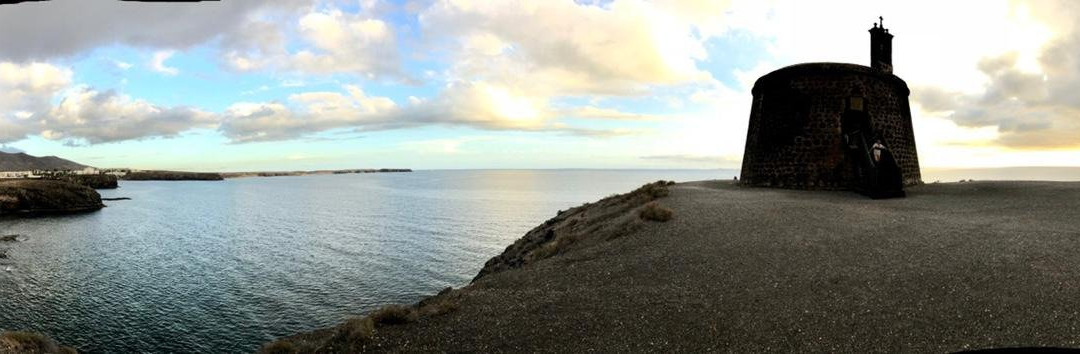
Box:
0;0;1077;171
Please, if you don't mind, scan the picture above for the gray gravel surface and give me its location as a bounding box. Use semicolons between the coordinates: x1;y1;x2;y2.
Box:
358;181;1080;352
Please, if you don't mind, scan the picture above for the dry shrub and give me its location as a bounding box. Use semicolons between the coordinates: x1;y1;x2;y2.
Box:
641;181;670;199
259;340;299;354
369;305;417;326
0;331;76;354
419;299;459;317
639;202;673;222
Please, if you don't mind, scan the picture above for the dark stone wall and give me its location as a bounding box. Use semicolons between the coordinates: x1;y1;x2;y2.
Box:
740;63;921;190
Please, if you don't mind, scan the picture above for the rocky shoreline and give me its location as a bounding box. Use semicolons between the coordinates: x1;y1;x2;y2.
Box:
50;174;119;189
122;170;224;181
0;179;104;216
221;168;412;178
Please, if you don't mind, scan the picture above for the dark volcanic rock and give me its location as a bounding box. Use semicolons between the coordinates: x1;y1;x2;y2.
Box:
0;179;105;215
51;174;119;189
122;170;224;181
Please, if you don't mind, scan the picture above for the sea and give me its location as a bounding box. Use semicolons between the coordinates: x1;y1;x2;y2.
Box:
0;169;732;353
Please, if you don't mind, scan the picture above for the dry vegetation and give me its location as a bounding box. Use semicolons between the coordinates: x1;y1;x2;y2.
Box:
0;331;77;354
639;201;674;222
259;289;461;353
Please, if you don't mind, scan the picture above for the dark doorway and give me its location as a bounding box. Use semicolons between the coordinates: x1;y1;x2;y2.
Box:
841;105;905;198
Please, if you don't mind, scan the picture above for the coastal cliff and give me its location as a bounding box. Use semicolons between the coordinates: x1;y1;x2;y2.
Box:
260;181;676;353
221;169;412;178
261;180;1080;352
0;179;104;215
122;170;224;181
50;174;119;189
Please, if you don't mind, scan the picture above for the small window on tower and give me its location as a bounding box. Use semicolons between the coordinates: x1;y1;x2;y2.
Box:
849;97;864;111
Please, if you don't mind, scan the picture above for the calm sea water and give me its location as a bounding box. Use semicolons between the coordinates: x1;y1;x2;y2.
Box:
0;169;729;353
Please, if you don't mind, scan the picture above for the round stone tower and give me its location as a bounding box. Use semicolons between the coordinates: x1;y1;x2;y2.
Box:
739;19;921;192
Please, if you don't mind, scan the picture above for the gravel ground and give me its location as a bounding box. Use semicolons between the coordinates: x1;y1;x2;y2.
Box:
314;180;1080;352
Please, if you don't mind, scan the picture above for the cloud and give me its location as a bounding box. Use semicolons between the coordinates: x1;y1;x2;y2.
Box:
43;87;216;144
559;106;658;121
0;0;314;61
418;0;719;96
113;60;132;70
222;5;404;79
219;85;398;142
0;61;214;144
218;80;655;142
150;50;179;76
913;1;1080;149
0;62;73;141
0;58;644;144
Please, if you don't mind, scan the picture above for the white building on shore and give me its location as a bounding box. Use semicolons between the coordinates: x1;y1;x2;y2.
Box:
0;171;38;179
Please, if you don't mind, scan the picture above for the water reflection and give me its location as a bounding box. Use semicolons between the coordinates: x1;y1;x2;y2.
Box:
0;169;725;353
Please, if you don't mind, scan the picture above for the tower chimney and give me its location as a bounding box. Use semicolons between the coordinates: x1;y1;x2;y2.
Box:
869;16;893;73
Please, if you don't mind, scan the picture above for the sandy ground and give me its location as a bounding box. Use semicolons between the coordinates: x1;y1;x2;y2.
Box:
294;180;1080;352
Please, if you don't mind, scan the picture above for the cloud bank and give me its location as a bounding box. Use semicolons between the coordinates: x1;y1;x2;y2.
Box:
915;1;1080;149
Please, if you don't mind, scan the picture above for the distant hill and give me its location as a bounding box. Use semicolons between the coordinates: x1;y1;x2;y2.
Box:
0;152;90;172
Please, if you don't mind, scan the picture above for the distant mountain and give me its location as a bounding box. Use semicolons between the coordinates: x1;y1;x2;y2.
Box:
0;152;90;172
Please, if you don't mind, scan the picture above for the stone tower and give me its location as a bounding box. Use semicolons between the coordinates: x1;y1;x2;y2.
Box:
870;17;893;73
738;19;921;197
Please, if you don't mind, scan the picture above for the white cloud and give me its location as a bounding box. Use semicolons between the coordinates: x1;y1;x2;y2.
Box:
0;62;73;141
44;87;215;144
223;6;403;78
560;106;658;121
220;85;400;142
907;0;1080;149
113;60;133;70
0;61;215;144
420;0;719;96
150;50;179;76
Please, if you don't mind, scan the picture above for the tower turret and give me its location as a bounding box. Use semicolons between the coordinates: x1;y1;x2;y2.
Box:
869;16;893;74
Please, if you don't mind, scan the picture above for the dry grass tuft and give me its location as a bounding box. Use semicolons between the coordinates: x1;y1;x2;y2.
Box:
0;331;77;354
259;340;299;354
419;299;459;317
369;305;418;326
339;316;376;341
640;181;672;199
639;202;674;222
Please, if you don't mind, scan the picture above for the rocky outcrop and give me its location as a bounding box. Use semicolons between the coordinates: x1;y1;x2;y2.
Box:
51;174;119;189
122;171;224;181
221;169;413;178
472;180;674;282
0;179;104;215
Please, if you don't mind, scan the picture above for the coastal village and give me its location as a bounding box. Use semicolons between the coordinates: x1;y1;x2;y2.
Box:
0;167;130;180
